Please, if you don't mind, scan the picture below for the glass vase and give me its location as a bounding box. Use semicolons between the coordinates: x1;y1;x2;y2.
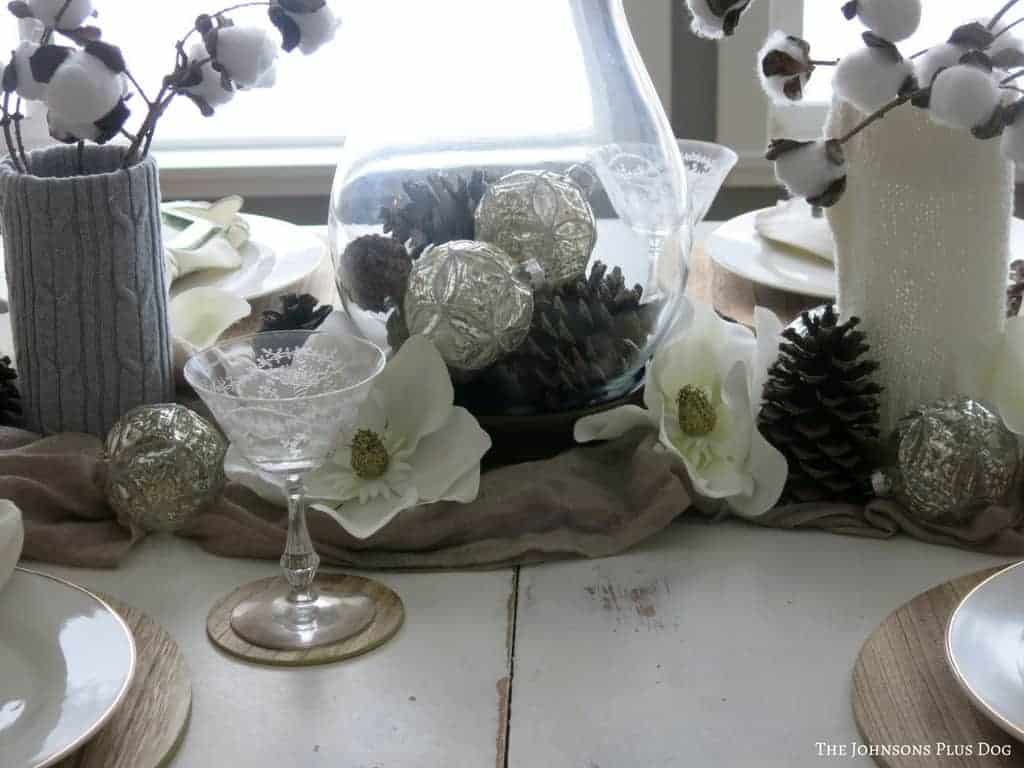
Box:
329;0;690;420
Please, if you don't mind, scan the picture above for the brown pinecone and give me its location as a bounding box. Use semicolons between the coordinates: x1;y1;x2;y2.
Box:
1008;260;1024;317
456;260;657;414
339;234;412;313
758;305;883;504
0;356;20;427
380;171;489;259
261;294;333;333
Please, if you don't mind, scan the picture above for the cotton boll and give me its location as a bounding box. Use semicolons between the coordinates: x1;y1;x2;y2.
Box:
28;0;93;30
214;26;278;88
183;44;234;108
834;46;913;114
929;64;1001;131
686;0;754;39
757;31;813;103
915;44;966;86
46;49;125;123
243;63;277;90
12;42;47;101
47;108;98;143
854;0;922;43
286;4;341;55
770;141;847;203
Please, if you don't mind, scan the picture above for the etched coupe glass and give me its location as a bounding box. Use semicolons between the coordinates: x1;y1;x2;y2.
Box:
184;330;385;650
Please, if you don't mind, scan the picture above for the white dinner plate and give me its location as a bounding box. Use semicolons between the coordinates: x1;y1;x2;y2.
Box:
947;561;1024;742
169;213;324;302
706;210;1024;299
0;568;136;768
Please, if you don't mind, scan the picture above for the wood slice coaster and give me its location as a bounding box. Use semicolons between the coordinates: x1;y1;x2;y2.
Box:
207;573;404;666
852;566;1021;768
56;595;192;768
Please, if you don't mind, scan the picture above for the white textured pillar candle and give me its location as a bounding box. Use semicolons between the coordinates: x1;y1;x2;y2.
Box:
825;99;1013;433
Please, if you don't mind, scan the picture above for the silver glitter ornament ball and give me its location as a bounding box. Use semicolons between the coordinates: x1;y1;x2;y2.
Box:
873;397;1020;525
474;169;597;284
403;240;534;371
105;404;228;533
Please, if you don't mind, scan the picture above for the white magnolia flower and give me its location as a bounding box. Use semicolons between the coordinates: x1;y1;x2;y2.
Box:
28;0;93;30
227;334;492;539
46;48;126;123
768;139;847;207
212;26;278;88
12;41;46;101
757;32;813;104
928;62;1001;132
834;45;914;114
269;1;341;55
686;0;755;39
845;0;921;43
182;43;234;109
575;300;787;518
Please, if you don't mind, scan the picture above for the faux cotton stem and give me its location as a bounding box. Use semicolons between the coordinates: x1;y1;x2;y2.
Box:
990;0;1023;30
837;89;920;144
1;93;23;174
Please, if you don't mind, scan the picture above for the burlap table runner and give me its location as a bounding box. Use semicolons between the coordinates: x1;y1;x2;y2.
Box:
5;424;1024;570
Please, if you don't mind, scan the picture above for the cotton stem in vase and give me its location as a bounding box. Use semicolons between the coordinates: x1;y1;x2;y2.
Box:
0;0;342;173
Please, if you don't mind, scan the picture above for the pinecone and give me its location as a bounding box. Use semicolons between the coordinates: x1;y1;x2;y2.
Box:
380;171;489;259
758;305;883;504
1008;259;1024;317
261;294;333;333
339;234;412;313
456;261;660;414
0;356;21;427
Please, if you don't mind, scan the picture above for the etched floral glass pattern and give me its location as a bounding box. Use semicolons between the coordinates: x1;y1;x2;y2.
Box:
676;140;738;227
187;331;385;475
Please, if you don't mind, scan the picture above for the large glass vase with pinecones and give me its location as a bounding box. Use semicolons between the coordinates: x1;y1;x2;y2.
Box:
329;0;691;422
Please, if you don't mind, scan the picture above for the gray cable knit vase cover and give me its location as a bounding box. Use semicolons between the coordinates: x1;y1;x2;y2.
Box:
0;145;173;436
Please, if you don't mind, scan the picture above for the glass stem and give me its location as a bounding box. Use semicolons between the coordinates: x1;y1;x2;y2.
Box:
281;474;320;607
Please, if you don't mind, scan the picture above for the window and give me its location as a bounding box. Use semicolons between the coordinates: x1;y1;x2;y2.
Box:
4;1;674;198
717;0;1014;185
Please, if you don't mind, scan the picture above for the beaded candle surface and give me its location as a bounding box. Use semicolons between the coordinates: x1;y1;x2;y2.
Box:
826;100;1013;432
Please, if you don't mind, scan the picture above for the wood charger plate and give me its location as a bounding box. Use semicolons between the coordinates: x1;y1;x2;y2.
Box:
852;566;1020;767
56;595;192;768
207;573;404;667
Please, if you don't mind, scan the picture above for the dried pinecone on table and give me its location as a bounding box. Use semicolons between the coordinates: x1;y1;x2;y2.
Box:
458;261;660;413
0;356;21;427
1008;259;1024;317
261;293;333;332
380;171;489;259
758;305;883;504
339;234;412;313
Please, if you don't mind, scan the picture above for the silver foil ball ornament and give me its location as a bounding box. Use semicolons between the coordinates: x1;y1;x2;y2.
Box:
474;169;597;284
403;240;534;371
873;397;1020;525
105;404;228;533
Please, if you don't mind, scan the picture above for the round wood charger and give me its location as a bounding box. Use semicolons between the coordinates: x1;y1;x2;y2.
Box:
56;595;192;768
852;566;1020;768
207;573;404;666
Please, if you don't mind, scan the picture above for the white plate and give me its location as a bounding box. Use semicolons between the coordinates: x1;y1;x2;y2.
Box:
947;561;1024;742
706;210;1024;299
169;213;324;302
0;568;136;768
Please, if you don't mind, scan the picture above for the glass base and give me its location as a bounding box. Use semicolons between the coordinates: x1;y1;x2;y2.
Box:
230;583;377;651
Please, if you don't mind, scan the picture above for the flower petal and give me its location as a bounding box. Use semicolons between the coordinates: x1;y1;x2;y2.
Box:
372;335;454;450
574;405;655;443
409;407;490;502
751;306;783;416
313;486;419;540
659;409;749;499
728;429;788;518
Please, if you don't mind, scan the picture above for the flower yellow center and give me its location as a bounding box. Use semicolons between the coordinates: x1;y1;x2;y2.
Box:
350;429;390;480
676;385;716;437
